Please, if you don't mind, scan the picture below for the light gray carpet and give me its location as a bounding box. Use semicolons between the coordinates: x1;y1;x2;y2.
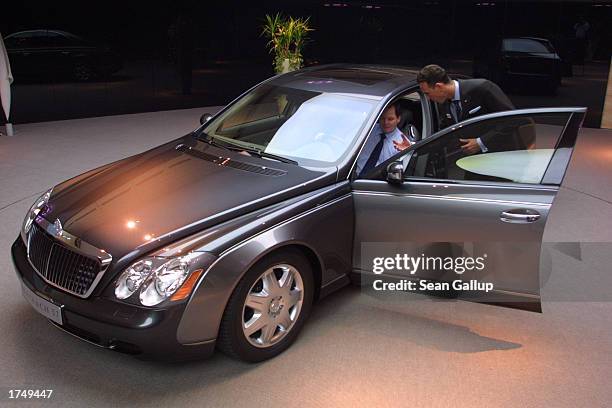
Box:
0;109;610;407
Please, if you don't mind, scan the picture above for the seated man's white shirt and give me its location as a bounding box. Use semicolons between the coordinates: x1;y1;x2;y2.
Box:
355;123;406;175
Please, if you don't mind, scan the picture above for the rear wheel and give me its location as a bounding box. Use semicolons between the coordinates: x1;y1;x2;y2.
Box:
217;249;314;362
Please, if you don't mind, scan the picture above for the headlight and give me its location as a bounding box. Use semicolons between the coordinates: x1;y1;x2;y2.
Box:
22;188;53;236
139;258;191;306
114;252;210;306
114;259;155;300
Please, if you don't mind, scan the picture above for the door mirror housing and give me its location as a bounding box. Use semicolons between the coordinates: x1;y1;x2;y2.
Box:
386;162;404;184
200;113;213;125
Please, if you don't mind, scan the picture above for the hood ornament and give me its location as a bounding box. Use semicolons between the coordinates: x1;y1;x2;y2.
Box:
54;218;63;237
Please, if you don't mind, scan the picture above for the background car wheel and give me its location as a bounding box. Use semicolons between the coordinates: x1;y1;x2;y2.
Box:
74;61;94;81
217;249;314;362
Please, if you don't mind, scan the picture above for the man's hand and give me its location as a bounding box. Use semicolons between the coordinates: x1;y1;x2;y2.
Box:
459;138;481;155
393;134;412;152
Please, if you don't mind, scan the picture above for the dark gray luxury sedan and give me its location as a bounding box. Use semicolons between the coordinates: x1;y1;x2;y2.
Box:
13;64;585;362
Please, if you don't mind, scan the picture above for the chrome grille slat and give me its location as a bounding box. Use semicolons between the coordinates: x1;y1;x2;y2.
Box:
70;253;81;293
29;225;53;276
47;244;58;283
57;247;67;285
65;251;74;291
52;245;63;284
52;246;61;286
27;223;103;297
56;245;69;289
65;249;77;290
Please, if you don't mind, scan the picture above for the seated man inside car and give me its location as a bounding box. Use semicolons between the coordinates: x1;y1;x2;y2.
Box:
356;103;413;176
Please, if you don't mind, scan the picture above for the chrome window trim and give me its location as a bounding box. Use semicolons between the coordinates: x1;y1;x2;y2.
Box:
352;190;552;208
353;178;559;192
25;217;112;299
401;178;559;191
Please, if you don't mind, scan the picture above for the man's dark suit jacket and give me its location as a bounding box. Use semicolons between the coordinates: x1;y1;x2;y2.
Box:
438;79;526;152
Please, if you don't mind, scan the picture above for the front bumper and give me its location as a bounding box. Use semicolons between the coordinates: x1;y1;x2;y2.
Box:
12;238;215;361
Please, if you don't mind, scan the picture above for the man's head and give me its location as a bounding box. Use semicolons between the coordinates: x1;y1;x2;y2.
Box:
417;64;454;103
379;103;401;134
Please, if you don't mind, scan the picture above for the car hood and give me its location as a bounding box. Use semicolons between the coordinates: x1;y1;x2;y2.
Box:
45;137;333;259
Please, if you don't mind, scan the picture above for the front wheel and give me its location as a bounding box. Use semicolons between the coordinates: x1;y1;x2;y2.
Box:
73;61;94;81
217;250;314;362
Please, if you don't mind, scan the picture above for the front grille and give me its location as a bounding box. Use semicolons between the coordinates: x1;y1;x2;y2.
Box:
28;223;102;297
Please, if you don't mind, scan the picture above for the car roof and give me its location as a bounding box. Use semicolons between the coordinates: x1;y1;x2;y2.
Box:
6;30;82;39
271;64;419;98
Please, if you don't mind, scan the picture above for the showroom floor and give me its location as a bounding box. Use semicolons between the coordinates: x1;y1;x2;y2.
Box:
1;108;611;407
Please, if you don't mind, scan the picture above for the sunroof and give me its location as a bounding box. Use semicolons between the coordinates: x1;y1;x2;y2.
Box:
297;68;401;85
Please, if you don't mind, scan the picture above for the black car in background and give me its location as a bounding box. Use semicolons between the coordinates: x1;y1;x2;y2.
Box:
473;37;567;94
4;30;122;81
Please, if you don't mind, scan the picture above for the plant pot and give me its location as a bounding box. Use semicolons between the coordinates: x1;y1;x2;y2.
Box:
275;57;302;74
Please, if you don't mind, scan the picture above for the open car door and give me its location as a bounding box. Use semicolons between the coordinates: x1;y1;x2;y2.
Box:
351;107;585;312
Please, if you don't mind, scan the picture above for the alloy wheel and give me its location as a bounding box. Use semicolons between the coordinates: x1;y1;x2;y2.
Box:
241;264;304;348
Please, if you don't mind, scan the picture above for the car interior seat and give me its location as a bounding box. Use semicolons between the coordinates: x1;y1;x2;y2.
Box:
396;99;422;142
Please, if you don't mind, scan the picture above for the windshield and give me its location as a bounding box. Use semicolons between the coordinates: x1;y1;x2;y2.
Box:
199;83;377;166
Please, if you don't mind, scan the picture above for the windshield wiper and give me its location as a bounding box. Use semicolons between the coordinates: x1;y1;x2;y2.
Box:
197;133;297;165
197;132;245;152
197;132;223;146
239;146;298;165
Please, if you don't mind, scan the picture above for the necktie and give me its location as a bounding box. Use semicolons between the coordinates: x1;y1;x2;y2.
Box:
361;133;386;175
451;100;463;123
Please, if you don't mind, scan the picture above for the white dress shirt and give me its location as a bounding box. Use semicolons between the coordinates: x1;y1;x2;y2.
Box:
355;124;406;175
452;80;488;153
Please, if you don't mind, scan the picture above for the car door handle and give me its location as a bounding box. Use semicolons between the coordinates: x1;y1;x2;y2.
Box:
500;209;541;223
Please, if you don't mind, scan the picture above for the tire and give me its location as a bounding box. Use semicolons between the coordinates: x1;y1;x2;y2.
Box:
73;61;94;82
217;249;314;362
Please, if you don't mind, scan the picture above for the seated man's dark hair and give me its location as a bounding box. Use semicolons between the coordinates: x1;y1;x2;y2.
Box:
417;64;451;86
386;102;401;118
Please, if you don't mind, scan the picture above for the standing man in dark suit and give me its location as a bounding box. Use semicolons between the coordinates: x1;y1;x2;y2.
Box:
417;64;515;154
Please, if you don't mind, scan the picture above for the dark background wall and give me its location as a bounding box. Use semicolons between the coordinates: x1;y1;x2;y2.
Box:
1;0;610;127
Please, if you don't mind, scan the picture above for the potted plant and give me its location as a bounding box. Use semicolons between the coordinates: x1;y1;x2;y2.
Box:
262;13;313;74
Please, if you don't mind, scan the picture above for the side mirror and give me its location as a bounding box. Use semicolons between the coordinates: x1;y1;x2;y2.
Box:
199;113;213;125
386;162;404;184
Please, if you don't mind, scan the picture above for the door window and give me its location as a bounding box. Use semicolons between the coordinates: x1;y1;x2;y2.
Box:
406;112;571;184
355;90;427;177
